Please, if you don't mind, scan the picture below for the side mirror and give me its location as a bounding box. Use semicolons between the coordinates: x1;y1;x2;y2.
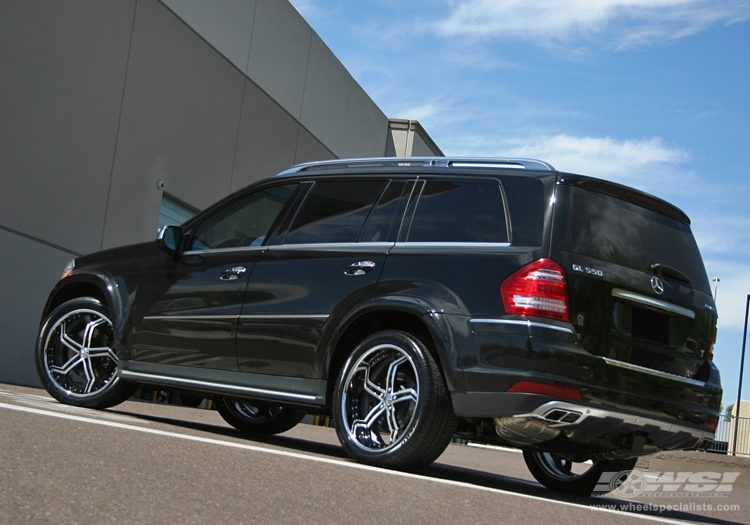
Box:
157;225;185;254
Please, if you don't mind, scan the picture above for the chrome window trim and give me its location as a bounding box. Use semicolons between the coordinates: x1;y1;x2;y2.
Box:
393;242;511;250
118;371;318;402
603;357;705;387
611;288;695;319
470;318;574;334
266;242;394;251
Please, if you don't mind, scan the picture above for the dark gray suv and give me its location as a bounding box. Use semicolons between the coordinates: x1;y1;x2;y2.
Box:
35;157;721;496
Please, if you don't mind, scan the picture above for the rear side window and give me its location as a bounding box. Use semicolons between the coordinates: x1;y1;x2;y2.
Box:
407;181;509;243
553;185;710;293
284;180;386;244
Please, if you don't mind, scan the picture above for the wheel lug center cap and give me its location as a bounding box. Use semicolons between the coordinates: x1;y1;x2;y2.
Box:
81;348;90;358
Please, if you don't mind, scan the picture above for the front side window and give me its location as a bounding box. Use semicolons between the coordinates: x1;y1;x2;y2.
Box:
407;181;509;243
188;184;297;251
284;180;386;244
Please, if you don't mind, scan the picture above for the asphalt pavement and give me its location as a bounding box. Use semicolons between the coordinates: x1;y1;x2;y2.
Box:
0;384;746;525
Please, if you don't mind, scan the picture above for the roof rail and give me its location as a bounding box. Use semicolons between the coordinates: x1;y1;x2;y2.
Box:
275;157;554;177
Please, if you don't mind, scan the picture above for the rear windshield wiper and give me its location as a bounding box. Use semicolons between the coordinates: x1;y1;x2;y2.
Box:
651;263;691;285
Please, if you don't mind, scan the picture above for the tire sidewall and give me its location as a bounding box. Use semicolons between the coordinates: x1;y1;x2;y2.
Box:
333;330;435;467
35;297;131;408
523;451;638;496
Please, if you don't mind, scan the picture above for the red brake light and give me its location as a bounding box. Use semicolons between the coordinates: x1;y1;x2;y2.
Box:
507;381;582;402
707;327;717;361
500;258;570;322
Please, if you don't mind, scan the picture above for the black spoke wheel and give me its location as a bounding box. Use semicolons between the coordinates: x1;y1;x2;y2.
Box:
35;297;137;408
333;330;457;470
523;450;638;496
216;397;305;435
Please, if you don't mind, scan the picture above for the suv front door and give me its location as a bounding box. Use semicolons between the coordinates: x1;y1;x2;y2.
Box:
131;183;299;370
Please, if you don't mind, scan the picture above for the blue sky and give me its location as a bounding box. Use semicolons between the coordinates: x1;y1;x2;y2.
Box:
290;0;750;408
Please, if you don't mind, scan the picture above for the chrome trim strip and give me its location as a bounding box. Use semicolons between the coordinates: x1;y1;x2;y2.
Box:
603;358;705;387
143;315;237;322
394;242;511;249
515;401;714;440
239;314;330;320
266;242;394;251
470;318;574;334
612;288;695;319
118;370;318;402
183;246;265;256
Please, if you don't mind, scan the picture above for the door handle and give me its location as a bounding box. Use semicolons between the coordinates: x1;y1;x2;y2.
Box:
344;261;376;276
220;266;247;280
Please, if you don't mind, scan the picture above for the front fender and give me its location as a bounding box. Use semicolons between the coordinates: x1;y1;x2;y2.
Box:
44;272;132;346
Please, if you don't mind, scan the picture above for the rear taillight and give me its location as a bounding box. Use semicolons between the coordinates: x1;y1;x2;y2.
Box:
500;258;570;322
707;327;717;361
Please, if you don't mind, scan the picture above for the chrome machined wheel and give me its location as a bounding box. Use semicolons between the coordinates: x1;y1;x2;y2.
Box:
333;330;456;469
35;297;137;408
42;308;119;397
340;343;420;452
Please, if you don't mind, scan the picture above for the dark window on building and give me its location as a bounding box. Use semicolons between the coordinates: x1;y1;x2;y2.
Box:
407;181;509;243
189;184;297;250
359;180;411;243
284;180;386;244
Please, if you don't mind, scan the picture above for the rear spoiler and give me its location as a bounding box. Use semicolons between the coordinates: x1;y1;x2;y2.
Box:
557;174;690;225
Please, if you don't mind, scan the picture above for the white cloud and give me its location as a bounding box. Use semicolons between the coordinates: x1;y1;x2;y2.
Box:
436;0;750;49
446;133;689;184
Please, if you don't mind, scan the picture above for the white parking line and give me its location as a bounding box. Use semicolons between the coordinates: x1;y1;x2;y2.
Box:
0;401;684;524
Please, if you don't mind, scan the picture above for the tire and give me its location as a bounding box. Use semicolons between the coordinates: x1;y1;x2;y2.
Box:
333;330;457;470
523;450;638;497
216;397;305;435
35;297;137;409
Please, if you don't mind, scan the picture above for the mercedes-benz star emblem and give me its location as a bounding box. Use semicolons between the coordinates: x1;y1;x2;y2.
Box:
651;276;664;295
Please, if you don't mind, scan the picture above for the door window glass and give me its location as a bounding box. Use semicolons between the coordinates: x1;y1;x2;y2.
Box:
359;180;411;243
188;184;297;250
407;181;509;243
284;180;386;244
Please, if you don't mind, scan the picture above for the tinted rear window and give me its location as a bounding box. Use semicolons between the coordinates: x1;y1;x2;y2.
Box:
407;181;509;243
284;180;385;244
553;185;710;293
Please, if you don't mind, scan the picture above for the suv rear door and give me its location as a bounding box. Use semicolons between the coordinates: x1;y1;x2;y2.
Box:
550;177;717;383
236;177;412;377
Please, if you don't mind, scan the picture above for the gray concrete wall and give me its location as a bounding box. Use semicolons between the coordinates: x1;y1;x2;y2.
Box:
0;0;397;387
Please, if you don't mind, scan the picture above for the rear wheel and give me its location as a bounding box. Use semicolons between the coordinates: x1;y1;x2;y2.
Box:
333;330;457;470
523;450;638;496
35;297;137;408
216;397;305;435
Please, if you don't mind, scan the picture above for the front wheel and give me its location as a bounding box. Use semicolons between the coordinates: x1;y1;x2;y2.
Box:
35;297;137;408
333;330;457;470
216;397;305;435
523;450;638;496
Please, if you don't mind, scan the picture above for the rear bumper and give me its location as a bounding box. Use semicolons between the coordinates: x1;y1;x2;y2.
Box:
450;315;721;452
504;399;714;451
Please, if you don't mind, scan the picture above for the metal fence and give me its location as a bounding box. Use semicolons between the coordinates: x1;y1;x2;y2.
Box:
707;414;750;456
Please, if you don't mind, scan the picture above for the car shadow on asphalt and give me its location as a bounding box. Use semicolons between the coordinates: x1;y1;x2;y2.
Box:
107;408;744;525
